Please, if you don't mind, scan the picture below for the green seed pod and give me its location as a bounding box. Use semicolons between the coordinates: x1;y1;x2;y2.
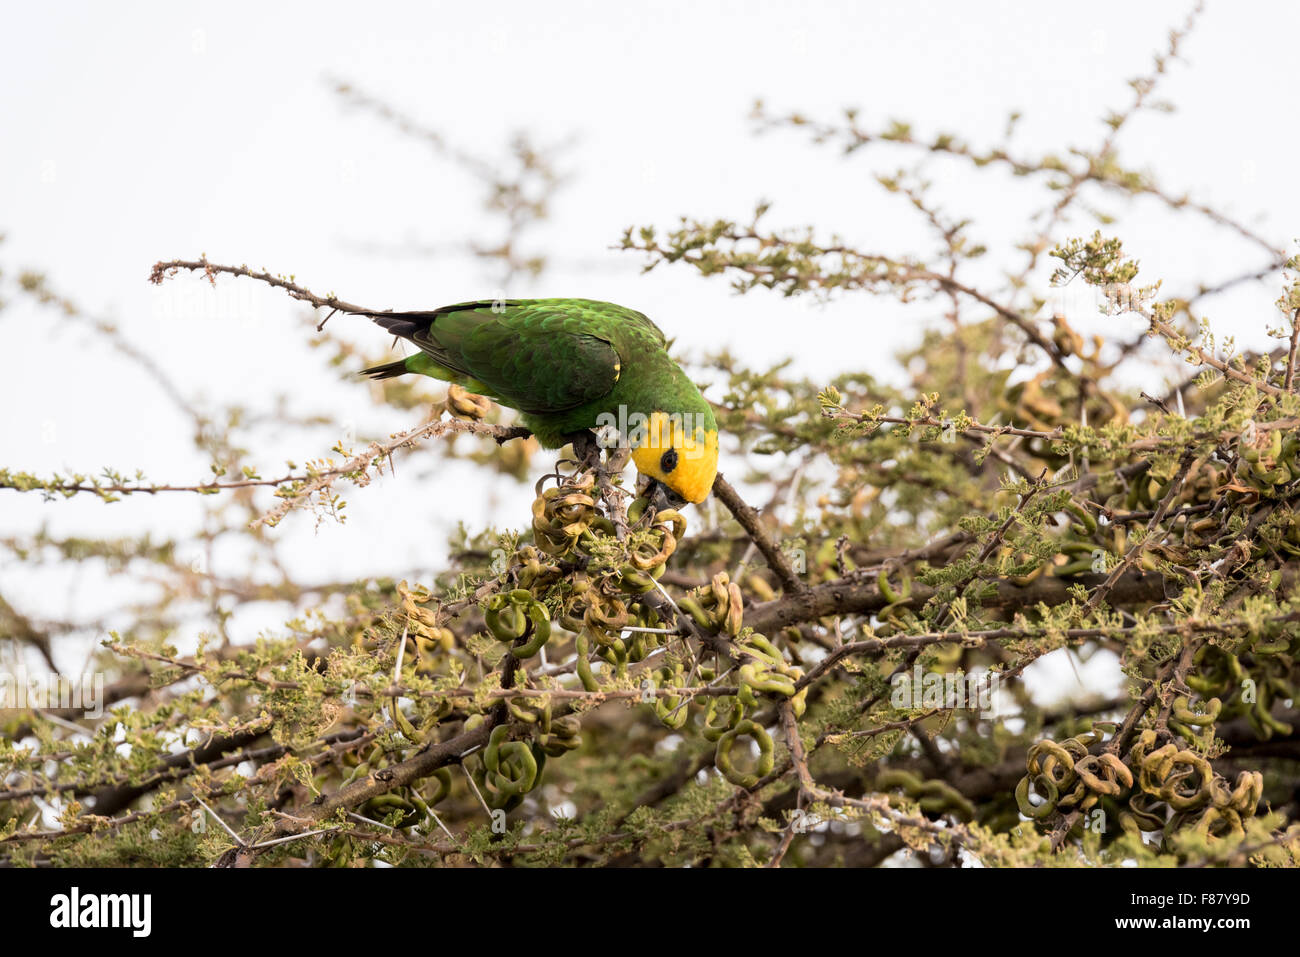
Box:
677;595;714;630
1074;753;1133;797
484;593;528;641
702;694;741;742
574;630;600;692
1172;695;1221;727
429;767;453;805
715;719;774;788
877;566;911;604
391;700;422;744
483;724;540;797
739;662;797;697
1065;501;1097;535
1015;775;1059;819
510;600;552;659
617;564;657;594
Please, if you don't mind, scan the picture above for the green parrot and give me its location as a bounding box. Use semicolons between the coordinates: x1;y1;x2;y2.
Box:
359;298;719;506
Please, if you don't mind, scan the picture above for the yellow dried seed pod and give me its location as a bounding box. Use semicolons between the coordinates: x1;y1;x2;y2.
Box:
445;383;494;420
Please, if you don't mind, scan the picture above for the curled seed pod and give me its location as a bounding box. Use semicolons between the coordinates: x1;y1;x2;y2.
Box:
875;768;925;793
1135;742;1174;792
484;593;529;641
398;579;445;638
445;383;494;420
1152;749;1214;812
625;628;660;663
737;680;758;709
1194;806;1244;842
599;644;630;677
739;662;797;697
425;767;453;806
876;566;911;604
651;665;690;730
560;600;589;630
715;719;774;788
740;632;785;664
917;780;977;821
735;632;803;707
1015;774;1060;820
1217;770;1263;814
689;573;742;634
470;761;524;813
559;591;588;633
1027;739;1077;788
587;514;619;538
652;508;687;540
363;792;422;828
1250;699;1294;739
1120;791;1167;834
677;595;714;630
1078;722;1116;748
507;697;541;724
1172;696;1221;727
789;683;808;719
720;580;745;637
1058;540;1102;557
584;594;628;638
616;563;657;594
510;601;552;659
1052;557;1096;577
629;536;675;572
701;694;742;742
1065;501;1097;536
518;550;562;591
1251;627;1292;655
538;715;583;757
391;700;422;745
629;603;663;630
707;573;729;611
1074;753;1133;798
341;760;371;788
626;496;651;525
483;724;540;798
531;480;598;556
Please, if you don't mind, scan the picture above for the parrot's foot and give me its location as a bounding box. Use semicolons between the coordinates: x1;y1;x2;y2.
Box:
565;429;602;471
494;425;533;446
564;429;630;540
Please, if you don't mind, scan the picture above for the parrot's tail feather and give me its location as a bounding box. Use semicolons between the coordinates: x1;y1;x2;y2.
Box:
359;358;409;380
369;315;423;340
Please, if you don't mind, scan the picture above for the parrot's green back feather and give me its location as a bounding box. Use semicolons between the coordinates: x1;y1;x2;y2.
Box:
359;298;718;500
362;298;700;437
420;301;628;413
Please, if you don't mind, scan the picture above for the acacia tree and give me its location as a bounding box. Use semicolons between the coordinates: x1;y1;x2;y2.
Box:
3;9;1299;867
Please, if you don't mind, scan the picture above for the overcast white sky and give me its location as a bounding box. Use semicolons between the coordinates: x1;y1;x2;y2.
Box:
2;2;1298;697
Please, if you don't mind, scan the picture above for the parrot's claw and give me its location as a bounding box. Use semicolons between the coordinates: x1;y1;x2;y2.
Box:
494;426;533;446
565;429;630;540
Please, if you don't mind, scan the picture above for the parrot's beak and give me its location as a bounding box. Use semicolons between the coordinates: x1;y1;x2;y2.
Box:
645;478;687;511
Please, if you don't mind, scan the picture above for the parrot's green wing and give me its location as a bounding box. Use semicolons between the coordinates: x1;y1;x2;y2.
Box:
366;299;663;415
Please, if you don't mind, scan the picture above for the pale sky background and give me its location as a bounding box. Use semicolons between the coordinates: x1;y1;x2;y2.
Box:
2;1;1298;701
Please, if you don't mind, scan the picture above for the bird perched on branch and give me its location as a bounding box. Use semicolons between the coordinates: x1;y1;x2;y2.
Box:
360;298;718;506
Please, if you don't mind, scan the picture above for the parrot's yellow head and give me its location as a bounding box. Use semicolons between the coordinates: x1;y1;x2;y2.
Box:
630;411;718;506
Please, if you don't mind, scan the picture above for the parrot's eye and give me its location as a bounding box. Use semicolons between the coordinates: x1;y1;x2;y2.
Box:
659;449;679;473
